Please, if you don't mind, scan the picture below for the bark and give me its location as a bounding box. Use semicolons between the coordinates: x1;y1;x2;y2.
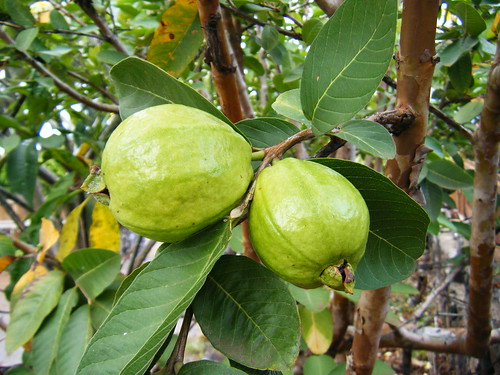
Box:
315;0;344;17
197;0;244;123
349;1;440;374
465;37;500;358
328;292;354;355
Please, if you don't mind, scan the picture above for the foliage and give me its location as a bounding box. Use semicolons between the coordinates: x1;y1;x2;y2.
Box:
0;0;498;374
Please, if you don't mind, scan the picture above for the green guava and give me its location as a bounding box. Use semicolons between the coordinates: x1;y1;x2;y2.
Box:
98;104;253;243
248;158;370;293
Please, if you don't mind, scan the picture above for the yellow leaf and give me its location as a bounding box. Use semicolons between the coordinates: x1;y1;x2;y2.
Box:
147;0;204;77
38;218;59;262
0;255;15;273
57;197;90;261
10;264;48;308
299;305;333;355
89;202;121;252
492;11;500;35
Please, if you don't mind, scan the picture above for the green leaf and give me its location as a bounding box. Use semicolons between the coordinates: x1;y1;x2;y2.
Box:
303;355;336;375
0;115;33;136
421;180;443;221
453;2;486;37
50;10;69;30
14;27;39;51
110;57;230;125
62;248;122;300
44;149;89;177
77;222;231;375
438;36;478;66
373;359;394;375
243;56;265;76
448;53;472;92
56;305;93;375
301;0;397;135
230;361;283;375
261;25;280;51
311;159;429;289
178;361;246;375
391;282;418;295
96;50;128;65
6;270;65;353
426;160;473;190
336;120;395;159
32;288;79;375
454;99;483;124
299;306;333;355
235;118;298;148
6;0;35;27
287;284;330;313
192;255;300;371
272;89;311;125
302;19;324;45
148;0;204;76
113;262;149;306
6;139;38;206
0;133;21;155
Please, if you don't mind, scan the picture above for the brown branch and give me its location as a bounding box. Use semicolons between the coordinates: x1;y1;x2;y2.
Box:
75;0;129;55
166;308;193;374
0;21;103;40
67;71;118;104
314;0;344;17
383;74;475;143
369;108;416;136
465;37;500;358
0;191;26;231
328;292;353;355
0;27;119;113
313;136;346;157
221;3;302;40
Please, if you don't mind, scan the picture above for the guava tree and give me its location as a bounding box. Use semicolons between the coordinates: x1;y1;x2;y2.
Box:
0;0;498;374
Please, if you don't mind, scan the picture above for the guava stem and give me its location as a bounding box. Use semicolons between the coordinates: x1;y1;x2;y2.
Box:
251;150;265;161
320;261;355;294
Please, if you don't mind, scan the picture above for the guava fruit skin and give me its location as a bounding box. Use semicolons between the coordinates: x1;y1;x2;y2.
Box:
249;158;369;289
101;104;253;243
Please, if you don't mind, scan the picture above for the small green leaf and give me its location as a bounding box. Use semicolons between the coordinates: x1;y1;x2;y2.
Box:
448;53;472;92
96;50;129;65
14;27;38;51
336;120;395;159
439;36;478;66
421;180;443;221
426;160;473;190
6;0;35;27
311;159;429;289
192;255;300;371
299;306;333;355
454;100;483;124
6;270;65;353
303;355;336;375
62;248;122;300
50;10;69;30
178;361;246;375
287;284;330;313
452;2;486;37
0;133;21;155
56;305;94;375
272;89;311;125
391;282;418;295
235;118;298;148
77;222;231;375
261;25;280;51
6;139;38;206
301;0;397;134
32;288;79;375
302;19;324;45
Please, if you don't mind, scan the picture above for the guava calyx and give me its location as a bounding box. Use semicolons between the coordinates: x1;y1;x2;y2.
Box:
81;165;110;206
319;260;355;294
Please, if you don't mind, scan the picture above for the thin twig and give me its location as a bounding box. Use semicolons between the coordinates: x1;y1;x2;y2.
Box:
68;71;118;104
0;27;119;113
0;21;103;40
166;308;194;374
221;2;302;40
0;191;26;231
0;186;33;212
47;0;86;26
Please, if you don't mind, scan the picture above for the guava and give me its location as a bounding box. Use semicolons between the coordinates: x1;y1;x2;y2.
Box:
96;104;253;243
248;158;370;293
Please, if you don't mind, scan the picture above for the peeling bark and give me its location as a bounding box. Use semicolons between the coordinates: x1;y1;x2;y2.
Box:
465;37;500;358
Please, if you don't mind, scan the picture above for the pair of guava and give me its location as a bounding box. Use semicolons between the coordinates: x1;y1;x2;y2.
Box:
88;104;369;292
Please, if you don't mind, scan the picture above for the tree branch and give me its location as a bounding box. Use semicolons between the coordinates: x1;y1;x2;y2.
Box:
0;21;103;40
0;27;119;113
465;36;500;358
314;0;344;17
221;2;302;40
67;71;118;104
75;0;129;55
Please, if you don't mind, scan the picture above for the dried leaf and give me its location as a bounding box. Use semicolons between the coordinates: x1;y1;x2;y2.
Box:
89;202;120;252
57;197;90;261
